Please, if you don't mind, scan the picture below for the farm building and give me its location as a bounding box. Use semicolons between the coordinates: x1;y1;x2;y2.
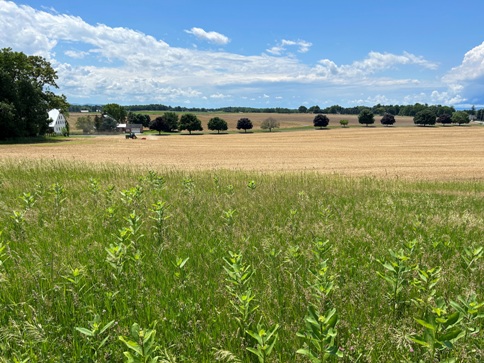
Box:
48;109;67;134
117;123;143;133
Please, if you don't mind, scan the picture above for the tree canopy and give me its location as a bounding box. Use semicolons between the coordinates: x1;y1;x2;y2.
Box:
149;112;179;134
179;113;203;134
102;103;126;123
437;114;452;126
236;118;253;132
207;117;228;134
358;109;375;127
260;117;280;132
75;115;94;134
452;111;470;126
313;114;329;129
380;113;396;126
413;109;436;126
0;48;69;139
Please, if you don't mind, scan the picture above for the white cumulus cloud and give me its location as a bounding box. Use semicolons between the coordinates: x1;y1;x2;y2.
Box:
266;39;312;55
185;27;230;45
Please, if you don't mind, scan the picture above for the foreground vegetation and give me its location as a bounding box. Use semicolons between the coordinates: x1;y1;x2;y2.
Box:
0;160;483;362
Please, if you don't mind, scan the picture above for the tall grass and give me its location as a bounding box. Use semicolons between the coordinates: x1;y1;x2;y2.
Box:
0;160;483;362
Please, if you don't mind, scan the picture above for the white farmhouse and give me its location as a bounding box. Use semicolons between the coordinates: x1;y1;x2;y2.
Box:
48;109;67;134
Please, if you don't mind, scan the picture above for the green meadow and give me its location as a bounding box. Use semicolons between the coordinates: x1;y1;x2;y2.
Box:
0;160;483;362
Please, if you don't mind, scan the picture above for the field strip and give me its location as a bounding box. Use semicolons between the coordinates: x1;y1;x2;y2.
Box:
1;127;483;180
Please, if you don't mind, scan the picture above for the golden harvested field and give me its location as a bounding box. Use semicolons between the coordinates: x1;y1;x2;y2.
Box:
2;123;483;180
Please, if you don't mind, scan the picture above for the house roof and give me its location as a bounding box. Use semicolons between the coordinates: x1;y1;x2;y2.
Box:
48;109;61;127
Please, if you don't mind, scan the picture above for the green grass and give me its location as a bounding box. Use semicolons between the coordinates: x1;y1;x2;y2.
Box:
0;160;483;362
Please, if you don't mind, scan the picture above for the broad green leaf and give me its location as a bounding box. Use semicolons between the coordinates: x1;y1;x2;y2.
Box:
75;327;94;337
414;318;435;331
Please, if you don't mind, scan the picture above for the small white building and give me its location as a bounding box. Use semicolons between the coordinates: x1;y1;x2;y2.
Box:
48;109;67;134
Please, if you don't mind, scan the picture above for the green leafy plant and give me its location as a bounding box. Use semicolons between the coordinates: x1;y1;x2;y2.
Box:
377;248;414;316
461;246;483;271
246;322;279;363
119;322;160;363
224;251;258;337
450;294;484;342
76;314;115;361
150;201;170;245
410;297;463;361
297;305;342;362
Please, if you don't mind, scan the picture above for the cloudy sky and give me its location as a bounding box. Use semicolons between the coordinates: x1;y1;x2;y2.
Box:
1;0;484;108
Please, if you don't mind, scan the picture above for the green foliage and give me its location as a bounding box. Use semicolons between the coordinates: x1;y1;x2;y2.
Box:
119;323;161;363
208;117;228;133
246;322;279;363
410;297;464;361
76;115;95;134
380;113;396;126
437;114;452;126
0;48;69;139
313;114;329;128
452;111;470;126
128;112;151;127
179;113;203;134
339;119;349;128
358;109;375;127
260;117;280;132
297;306;342;362
0;162;483;361
236;118;253;132
103;103;127;123
149;112;179;134
414;109;436;126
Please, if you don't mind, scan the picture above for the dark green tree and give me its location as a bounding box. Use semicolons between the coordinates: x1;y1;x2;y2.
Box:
236;118;253;132
99;115;118;132
380;113;396;126
149;117;166;135
260;117;280;132
313;114;329;129
0;48;69;139
102;103;126;123
179;113;203;134
127;112;150;127
437;114;452;126
452;111;470;126
94;115;102;132
162;112;179;132
207;117;228;134
75;115;94;134
298;105;308;113
413;109;436;127
358;109;375;127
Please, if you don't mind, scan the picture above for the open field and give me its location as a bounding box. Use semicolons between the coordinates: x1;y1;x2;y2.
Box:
67;112;417;130
0;161;483;361
1;125;484;180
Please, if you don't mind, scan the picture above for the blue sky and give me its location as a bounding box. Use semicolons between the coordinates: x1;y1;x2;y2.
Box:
1;0;484;108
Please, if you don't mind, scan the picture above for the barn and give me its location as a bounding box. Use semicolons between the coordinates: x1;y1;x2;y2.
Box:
48;109;67;135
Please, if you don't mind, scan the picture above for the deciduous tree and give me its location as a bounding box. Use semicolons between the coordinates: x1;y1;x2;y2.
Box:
179;113;203;134
313;114;329;129
358;109;375;127
102;103;126;123
437;114;452;126
414;109;436;127
380;113;396;126
75;115;94;134
0;48;69;139
237;118;253;132
452;111;470;126
260;117;280;132
207;117;228;134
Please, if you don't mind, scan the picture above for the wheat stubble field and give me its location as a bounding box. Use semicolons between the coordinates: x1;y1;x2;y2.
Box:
1;123;483;180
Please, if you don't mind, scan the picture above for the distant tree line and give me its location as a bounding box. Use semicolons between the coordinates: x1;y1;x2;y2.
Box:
69;103;484;121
